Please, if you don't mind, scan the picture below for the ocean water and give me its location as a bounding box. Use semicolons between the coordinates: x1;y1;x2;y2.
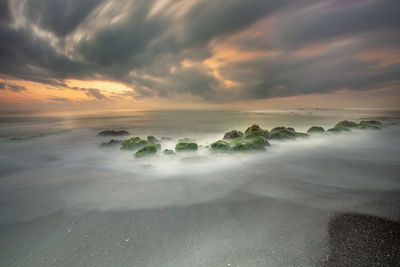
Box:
0;109;399;266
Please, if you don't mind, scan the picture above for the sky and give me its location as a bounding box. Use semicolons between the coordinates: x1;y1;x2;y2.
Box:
0;0;399;113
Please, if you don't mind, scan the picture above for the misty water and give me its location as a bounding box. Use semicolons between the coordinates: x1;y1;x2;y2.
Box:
0;109;399;266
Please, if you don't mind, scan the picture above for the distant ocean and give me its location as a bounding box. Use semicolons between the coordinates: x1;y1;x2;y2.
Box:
1;109;400;266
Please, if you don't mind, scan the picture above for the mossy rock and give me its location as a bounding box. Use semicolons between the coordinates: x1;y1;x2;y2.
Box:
161;137;173;141
223;130;244;140
244;124;271;139
327;127;351;134
270;127;297;140
335;120;358;128
175;142;198;152
232;136;266;151
359;120;383;128
211;140;232;152
98;130;130;136
295;132;309;138
147;136;160;144
121;137;148;150
163;149;176;155
100;139;121;147
134;144;158;158
307;126;325;134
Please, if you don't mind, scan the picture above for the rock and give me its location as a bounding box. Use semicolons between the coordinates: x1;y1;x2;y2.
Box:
134;144;158;158
211;140;232;152
307;126;325;134
120;137;148;150
100;139;122;147
359;120;383;128
161;137;173;141
175;142;198;152
244;124;271;139
270;127;297;140
163;149;176;155
147;136;160;144
295;132;309;138
97;130;130;136
232;136;266;151
223;130;244;140
334;120;358;128
327;127;351;134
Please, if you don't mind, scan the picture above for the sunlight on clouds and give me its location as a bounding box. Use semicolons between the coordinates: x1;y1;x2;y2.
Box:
65;79;132;94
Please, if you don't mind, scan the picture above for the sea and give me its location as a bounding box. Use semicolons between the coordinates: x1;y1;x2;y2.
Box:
0;109;399;266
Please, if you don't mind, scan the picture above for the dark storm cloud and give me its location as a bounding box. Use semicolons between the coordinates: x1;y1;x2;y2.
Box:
0;0;399;102
23;0;105;37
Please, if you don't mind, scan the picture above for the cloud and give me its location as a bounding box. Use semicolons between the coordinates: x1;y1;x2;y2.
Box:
48;97;70;102
0;82;26;92
0;0;399;103
80;88;107;100
7;84;26;92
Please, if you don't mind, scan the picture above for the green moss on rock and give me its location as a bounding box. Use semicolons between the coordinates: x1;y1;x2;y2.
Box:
244;124;271;139
134;144;158;158
335;120;358;128
211;140;232;152
359;120;383;128
327;126;351;134
307;126;325;134
295;132;309;138
270;127;297;140
232;136;266;151
175;142;198;152
121;137;148;150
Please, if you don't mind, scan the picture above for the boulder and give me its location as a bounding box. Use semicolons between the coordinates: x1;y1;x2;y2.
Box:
232;136;266;151
295;132;309;138
334;120;358;128
134;144;158;158
100;139;121;147
147;136;160;144
211;140;232;152
359;120;383;128
270;127;297;140
327;127;351;134
175;142;198;152
223;130;244;140
161;137;173;141
307;126;325;134
120;137;148;150
98;130;130;136
244;124;271;139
